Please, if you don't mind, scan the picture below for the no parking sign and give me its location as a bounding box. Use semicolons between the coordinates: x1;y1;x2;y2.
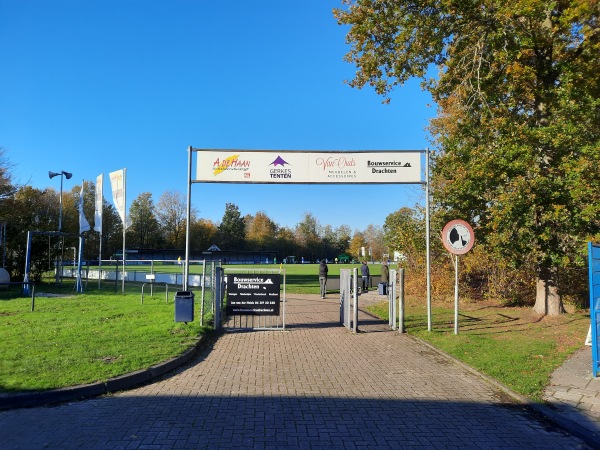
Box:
442;220;475;255
442;219;475;335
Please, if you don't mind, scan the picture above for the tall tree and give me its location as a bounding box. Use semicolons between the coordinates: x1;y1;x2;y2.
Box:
384;207;426;269
295;212;321;260
334;225;352;254
218;203;246;250
156;190;188;249
364;224;385;261
335;1;600;314
320;224;337;261
0;148;17;201
128;192;161;248
246;211;277;250
102;201;124;260
6;187;53;279
275;226;298;261
190;218;218;252
349;231;366;261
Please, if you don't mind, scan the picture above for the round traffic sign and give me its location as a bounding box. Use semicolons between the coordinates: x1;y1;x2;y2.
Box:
442;220;475;255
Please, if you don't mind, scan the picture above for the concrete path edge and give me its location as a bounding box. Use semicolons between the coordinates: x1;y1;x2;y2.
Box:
0;334;208;411
412;335;600;449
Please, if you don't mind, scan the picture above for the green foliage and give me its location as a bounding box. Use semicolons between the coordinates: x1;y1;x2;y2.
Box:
218;202;246;250
245;211;277;250
336;1;600;310
383;207;426;261
0;148;16;200
155;190;188;248
129;192;162;248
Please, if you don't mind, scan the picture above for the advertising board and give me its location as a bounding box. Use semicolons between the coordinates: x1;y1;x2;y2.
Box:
226;273;281;316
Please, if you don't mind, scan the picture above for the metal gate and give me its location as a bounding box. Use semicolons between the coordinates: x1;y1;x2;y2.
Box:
339;268;358;332
222;268;286;331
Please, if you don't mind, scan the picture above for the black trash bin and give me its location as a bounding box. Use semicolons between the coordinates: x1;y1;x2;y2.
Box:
174;291;194;323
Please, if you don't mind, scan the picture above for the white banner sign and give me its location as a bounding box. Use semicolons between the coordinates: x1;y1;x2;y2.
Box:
78;180;90;234
109;169;131;229
194;150;423;184
94;173;103;233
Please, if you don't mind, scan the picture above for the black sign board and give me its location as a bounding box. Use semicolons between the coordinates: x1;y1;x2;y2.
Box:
226;274;281;316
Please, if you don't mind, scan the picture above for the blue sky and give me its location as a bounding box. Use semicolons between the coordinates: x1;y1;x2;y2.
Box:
0;0;434;231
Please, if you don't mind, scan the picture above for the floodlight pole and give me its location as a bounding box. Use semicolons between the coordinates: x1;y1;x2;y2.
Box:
59;174;64;231
49;170;72;283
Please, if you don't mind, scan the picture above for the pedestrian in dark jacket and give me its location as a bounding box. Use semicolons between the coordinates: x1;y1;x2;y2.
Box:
381;261;389;286
361;261;370;292
319;259;328;298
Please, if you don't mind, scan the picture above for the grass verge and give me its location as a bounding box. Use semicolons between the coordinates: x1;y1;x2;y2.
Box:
366;298;589;401
0;286;209;392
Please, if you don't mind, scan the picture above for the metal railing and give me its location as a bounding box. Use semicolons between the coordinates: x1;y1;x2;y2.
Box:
0;282;37;311
140;282;169;304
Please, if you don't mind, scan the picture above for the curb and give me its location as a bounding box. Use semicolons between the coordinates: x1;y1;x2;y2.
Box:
0;334;208;411
410;335;600;450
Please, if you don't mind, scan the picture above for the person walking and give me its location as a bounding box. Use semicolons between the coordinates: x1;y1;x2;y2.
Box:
319;259;328;298
381;261;389;286
380;260;390;295
361;261;370;292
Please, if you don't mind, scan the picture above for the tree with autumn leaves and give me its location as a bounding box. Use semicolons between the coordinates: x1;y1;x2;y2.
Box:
335;0;600;314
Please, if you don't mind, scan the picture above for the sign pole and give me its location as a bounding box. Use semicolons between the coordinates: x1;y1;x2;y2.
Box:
442;219;475;335
426;148;432;331
454;255;459;334
184;146;192;292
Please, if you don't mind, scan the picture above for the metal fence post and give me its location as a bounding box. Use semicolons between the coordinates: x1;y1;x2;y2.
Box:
399;268;405;334
352;267;359;333
389;269;397;330
214;266;222;330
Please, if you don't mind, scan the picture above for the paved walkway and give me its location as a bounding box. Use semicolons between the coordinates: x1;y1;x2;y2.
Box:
543;345;600;441
1;294;598;449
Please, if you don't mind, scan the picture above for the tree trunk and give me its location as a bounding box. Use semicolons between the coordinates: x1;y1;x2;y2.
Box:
533;265;566;315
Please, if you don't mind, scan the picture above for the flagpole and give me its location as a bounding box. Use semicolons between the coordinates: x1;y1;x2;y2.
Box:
76;179;90;293
76;180;84;293
96;174;103;290
122;168;127;293
76;235;84;293
98;233;102;289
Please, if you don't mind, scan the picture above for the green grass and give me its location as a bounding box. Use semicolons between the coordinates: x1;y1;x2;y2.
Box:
0;285;210;392
2;263;588;402
366;300;589;401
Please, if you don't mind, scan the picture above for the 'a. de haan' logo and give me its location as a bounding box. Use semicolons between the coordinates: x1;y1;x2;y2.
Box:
212;154;251;176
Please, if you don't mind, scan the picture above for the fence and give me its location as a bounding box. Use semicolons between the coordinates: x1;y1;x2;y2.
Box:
60;259;216;288
60;260;221;327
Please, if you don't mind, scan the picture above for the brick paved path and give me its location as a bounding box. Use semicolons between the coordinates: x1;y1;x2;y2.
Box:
0;295;591;449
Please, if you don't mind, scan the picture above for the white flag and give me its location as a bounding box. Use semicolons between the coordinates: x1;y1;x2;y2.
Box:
79;181;90;234
94;174;103;233
109;169;131;229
